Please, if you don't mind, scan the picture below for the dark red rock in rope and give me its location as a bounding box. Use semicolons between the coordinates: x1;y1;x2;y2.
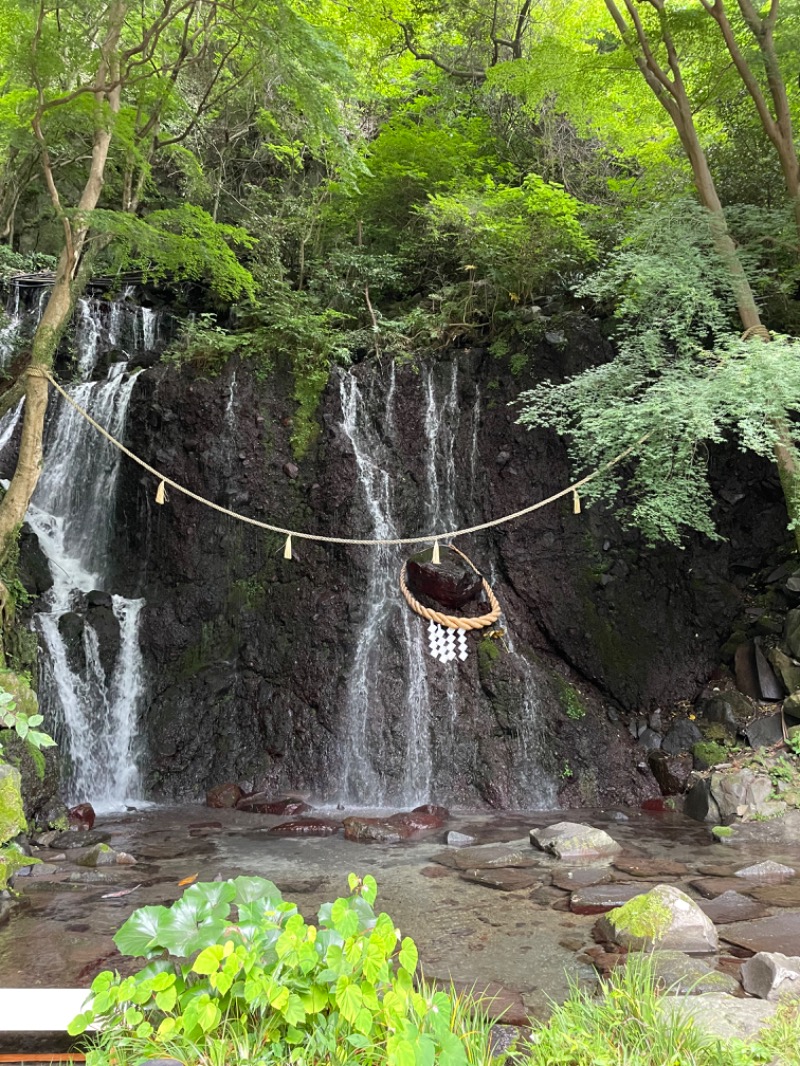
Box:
206;782;243;809
68;803;96;831
236;794;312;816
406;547;482;610
268;818;341;836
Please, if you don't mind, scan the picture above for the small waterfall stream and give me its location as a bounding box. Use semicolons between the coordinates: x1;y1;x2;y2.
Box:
339;356;554;809
0;285;159;810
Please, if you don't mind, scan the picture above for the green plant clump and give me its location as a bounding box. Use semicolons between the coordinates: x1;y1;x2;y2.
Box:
692;741;729;769
554;676;586;720
69;875;494;1066
609;893;672;946
527;954;800;1066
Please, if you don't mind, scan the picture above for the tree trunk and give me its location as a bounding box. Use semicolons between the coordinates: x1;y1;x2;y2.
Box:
0;0;127;566
604;0;800;548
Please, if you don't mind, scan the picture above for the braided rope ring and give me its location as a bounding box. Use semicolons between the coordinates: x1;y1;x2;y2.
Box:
399;543;501;631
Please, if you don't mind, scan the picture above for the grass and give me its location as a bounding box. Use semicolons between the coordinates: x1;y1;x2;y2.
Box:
524;954;800;1066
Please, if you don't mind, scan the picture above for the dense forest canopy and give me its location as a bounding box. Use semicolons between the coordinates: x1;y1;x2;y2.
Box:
1;0;800;555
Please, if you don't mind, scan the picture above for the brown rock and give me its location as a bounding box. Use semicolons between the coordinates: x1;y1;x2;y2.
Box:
343;817;409;844
552;868;613;891
430;978;527;1025
206;782;243;809
699;890;771;925
570;883;649;915
387;811;445;832
412;803;450;820
689;877;759;900
721;913;800;956
613;858;689;878
460;868;541;891
268;819;340;836
751;882;800;908
236;795;312;816
68;804;95;831
648;751;693;795
420;865;451;879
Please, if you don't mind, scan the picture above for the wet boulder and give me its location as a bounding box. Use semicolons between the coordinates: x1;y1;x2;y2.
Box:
206;782;243;809
741;952;800;1000
648;751;693;795
343;817;410;844
68;803;96;830
597;884;719;955
236;794;311;816
405;547;482;610
530;821;621;860
268;818;341;836
388;810;445;832
662;720;702;756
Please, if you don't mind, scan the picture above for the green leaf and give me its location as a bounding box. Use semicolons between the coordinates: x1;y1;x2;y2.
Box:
387;1035;417;1066
330;898;359;938
192;944;224;975
336;979;363;1024
398;937;418;975
155;986;177;1012
114;905;169;957
282;992;307;1027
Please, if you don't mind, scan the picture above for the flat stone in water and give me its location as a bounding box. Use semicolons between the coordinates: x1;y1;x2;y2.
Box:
613;858;689;878
661;994;776;1041
432;843;539;871
750;882;800;908
570;883;648;915
552;868;612;892
734;860;796;883
696;864;740;877
650;951;740;995
698;890;770;925
721;913;800;955
460;868;542;892
689;877;758;899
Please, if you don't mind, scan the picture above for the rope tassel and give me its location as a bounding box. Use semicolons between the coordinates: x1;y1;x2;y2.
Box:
432;540;440;564
155;480;167;505
283;534;292;560
573;490;581;515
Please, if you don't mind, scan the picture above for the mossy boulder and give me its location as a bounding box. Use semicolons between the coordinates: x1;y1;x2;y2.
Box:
693;741;729;770
0;730;66;830
0;762;26;845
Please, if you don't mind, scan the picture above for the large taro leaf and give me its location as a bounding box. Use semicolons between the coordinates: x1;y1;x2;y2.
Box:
156;891;229;957
231;875;284;905
114;905;170;957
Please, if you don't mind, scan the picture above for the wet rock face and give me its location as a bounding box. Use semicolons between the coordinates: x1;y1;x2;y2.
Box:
81;319;787;804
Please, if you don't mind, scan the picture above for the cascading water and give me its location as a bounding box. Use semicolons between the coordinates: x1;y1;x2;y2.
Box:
338;369;433;806
339;355;554;809
0;287;159;810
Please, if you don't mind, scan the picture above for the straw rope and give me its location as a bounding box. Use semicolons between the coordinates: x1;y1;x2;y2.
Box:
399;544;501;630
34;366;650;549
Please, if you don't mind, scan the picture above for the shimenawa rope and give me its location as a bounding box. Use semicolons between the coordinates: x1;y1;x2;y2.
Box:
33;366;650;549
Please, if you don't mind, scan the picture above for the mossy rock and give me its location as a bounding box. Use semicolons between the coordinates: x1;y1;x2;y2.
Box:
0;762;26;846
0;670;38;719
693;741;728;770
0;731;66;831
477;636;501;677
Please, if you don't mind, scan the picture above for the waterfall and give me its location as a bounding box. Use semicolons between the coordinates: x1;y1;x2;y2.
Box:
0;286;156;811
338;356;555;809
338;369;433;806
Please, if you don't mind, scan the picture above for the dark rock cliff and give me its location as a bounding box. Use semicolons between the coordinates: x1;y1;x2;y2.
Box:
61;317;788;808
